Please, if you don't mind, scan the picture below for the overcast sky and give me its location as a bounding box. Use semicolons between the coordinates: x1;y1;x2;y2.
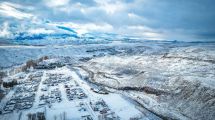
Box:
0;0;215;41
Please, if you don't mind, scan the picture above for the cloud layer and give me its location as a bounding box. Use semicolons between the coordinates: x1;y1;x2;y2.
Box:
0;0;215;41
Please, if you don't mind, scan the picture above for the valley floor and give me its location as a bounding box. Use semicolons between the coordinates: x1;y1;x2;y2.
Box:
0;66;160;120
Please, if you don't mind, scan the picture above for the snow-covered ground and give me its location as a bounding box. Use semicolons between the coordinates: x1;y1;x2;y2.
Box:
0;40;215;120
76;43;215;120
0;66;159;120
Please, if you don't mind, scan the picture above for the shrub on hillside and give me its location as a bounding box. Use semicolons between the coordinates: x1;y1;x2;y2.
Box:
3;79;17;88
26;60;37;69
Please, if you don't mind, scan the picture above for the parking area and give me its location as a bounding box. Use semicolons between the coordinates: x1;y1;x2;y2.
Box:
89;99;119;120
42;73;71;86
0;66;145;120
39;88;62;106
2;71;42;114
66;87;87;101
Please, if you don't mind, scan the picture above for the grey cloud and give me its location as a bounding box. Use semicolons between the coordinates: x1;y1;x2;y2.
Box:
0;0;215;41
129;0;215;30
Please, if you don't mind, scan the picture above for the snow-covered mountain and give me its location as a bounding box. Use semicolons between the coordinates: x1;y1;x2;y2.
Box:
0;19;140;46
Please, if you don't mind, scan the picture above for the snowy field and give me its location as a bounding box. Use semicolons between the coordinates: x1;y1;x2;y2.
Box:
0;41;215;120
0;66;160;120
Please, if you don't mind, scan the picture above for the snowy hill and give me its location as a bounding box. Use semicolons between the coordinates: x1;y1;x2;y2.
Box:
0;34;215;120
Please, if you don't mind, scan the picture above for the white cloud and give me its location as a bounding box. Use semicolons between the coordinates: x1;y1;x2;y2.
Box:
0;2;33;19
49;22;113;35
73;23;114;34
117;25;166;40
141;32;165;40
43;0;70;7
95;0;125;15
0;22;11;38
28;28;55;34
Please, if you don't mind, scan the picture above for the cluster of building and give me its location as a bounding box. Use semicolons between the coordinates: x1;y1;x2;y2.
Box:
2;72;43;114
35;60;65;70
42;73;71;86
66;87;88;101
90;99;119;120
1;66;121;119
4;94;34;113
81;115;93;120
39;88;62;106
90;87;109;94
16;81;39;93
27;112;46;120
77;102;93;120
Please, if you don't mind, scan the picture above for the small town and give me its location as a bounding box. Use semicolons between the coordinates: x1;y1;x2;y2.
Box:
0;60;144;120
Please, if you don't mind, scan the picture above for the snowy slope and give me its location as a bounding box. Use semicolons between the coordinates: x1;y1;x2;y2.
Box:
77;42;215;120
0;35;215;120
